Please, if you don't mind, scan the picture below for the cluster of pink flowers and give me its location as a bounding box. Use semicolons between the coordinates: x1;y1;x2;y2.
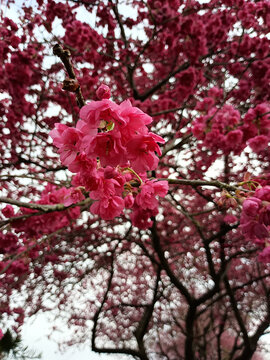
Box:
192;102;244;154
50;85;168;228
192;93;270;155
63;19;104;66
9;184;81;238
240;186;270;263
0;185;83;286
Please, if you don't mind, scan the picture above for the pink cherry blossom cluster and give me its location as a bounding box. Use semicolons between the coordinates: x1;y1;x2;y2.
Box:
9;184;81;238
192;95;270;155
50;85;168;228
0;232;32;297
0;184;82;293
63;19;104;65
0;184;84;328
240;186;270;263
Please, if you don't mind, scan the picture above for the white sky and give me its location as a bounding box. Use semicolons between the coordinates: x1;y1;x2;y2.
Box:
22;313;129;360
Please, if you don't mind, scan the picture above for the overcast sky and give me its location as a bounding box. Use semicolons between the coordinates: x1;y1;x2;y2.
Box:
22;313;130;360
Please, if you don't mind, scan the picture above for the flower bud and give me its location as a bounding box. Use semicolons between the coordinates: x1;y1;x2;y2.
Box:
242;197;261;217
96;84;111;99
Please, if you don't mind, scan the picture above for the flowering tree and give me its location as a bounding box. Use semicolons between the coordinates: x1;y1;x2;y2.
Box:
1;0;270;359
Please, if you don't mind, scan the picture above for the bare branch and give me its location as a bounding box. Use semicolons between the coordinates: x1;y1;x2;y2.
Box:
53;43;85;108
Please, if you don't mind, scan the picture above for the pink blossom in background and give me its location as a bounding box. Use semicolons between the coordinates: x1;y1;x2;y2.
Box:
258;246;270;263
2;205;15;218
248;135;269;152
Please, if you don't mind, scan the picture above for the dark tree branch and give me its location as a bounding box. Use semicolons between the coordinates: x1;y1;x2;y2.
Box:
162;178;246;193
0;196;92;214
223;275;251;353
134;268;161;360
151;219;193;304
91;252;148;360
138;61;190;101
184;304;197;360
53;43;85;108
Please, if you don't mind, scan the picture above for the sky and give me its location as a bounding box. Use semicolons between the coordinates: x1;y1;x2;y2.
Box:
21;313;129;360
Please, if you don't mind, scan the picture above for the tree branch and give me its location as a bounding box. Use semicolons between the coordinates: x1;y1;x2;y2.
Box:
0;197;92;214
150;219;193;304
134;267;161;360
53;43;85;109
162;178;245;193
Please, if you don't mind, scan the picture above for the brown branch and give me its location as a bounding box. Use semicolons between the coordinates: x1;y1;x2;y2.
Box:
0;196;92;212
134;267;161;360
161;178;244;193
150;218;193;304
161;134;193;157
0;211;46;229
223;275;251;350
177;199;217;282
184;303;197;360
53;43;85;109
68;0;100;5
91;253;145;359
150;106;184;117
138;60;190;101
109;0;127;48
0;197;93;229
135;50;224;101
197;272;270;319
0;174;65;186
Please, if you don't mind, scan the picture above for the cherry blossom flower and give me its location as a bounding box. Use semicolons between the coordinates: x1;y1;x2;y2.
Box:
90;195;125;220
126;133;165;173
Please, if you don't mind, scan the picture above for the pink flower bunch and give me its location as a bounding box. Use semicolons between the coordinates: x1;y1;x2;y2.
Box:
11;184;81;238
258;246;270;263
192;99;270;155
0;231;19;254
240;186;270;263
130;180;169;229
2;205;15;218
192;103;244;154
242;103;270;152
50;86;168;227
51;93;164;173
63;19;104;57
70;162;168;227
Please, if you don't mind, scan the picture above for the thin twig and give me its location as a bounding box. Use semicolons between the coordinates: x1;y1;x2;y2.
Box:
160;178;244;193
53;43;85;109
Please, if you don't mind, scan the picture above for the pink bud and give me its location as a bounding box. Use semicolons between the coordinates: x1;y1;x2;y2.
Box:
124;194;134;208
96;84;111;100
242;197;261;217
